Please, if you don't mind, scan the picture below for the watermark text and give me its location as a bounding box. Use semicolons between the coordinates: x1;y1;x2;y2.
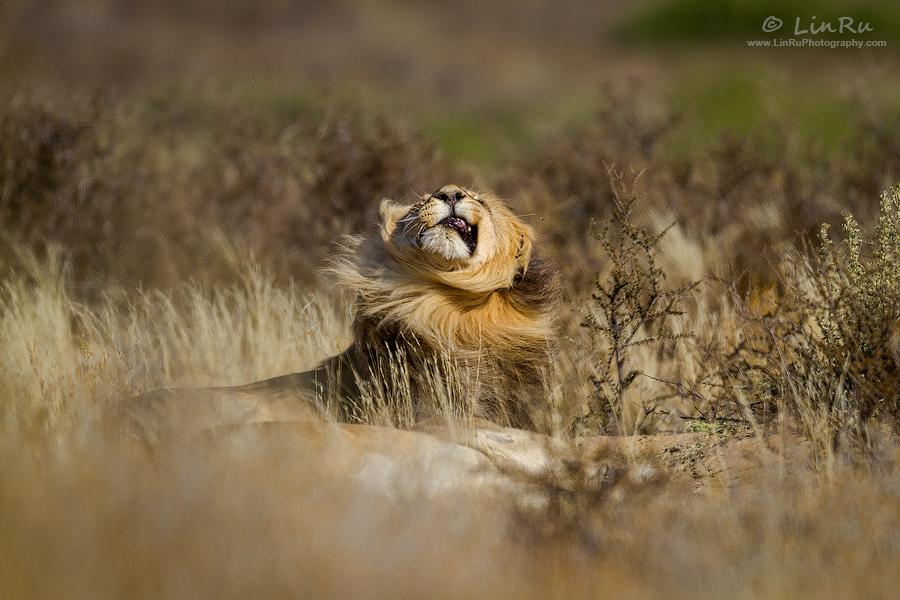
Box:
748;38;885;48
761;16;874;35
753;15;883;48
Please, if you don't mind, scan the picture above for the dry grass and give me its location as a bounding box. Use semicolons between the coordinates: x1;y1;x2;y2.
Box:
0;246;348;436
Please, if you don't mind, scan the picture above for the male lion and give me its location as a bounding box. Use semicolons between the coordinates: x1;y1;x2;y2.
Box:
122;185;557;441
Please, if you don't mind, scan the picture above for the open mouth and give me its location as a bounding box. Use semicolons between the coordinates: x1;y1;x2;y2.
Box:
438;216;477;253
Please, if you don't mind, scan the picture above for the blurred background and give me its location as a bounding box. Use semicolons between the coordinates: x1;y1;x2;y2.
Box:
5;0;900;153
3;0;900;295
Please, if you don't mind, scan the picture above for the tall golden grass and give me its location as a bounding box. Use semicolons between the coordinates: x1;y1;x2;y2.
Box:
0;246;348;436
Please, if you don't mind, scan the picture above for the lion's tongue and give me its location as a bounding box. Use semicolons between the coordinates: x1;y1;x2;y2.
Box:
440;216;476;252
445;217;467;232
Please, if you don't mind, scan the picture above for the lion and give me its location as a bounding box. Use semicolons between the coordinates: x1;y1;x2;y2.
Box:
121;184;558;442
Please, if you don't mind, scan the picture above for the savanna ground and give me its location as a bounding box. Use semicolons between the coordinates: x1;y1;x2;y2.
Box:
3;0;900;598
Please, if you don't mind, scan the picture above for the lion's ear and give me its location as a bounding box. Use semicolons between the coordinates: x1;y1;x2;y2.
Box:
379;198;410;237
513;221;534;276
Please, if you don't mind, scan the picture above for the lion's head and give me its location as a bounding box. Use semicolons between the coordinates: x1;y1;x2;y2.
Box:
378;185;533;295
332;184;558;429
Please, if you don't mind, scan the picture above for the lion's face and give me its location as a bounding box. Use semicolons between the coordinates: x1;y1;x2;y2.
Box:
379;185;533;294
411;186;482;262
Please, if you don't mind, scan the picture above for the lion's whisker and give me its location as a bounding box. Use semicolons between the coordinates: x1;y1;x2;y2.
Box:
400;217;420;236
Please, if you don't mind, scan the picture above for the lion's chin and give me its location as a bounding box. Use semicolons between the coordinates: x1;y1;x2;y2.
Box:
418;228;476;262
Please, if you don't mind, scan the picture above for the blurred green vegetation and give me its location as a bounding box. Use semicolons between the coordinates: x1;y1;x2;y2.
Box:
668;71;864;158
423;113;534;166
617;0;900;43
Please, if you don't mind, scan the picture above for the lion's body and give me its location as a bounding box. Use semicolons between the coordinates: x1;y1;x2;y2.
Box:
121;185;557;439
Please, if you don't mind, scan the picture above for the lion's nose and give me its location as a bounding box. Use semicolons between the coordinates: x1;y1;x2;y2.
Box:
433;185;466;206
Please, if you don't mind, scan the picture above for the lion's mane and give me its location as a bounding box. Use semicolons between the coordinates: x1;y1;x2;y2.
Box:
330;185;558;429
